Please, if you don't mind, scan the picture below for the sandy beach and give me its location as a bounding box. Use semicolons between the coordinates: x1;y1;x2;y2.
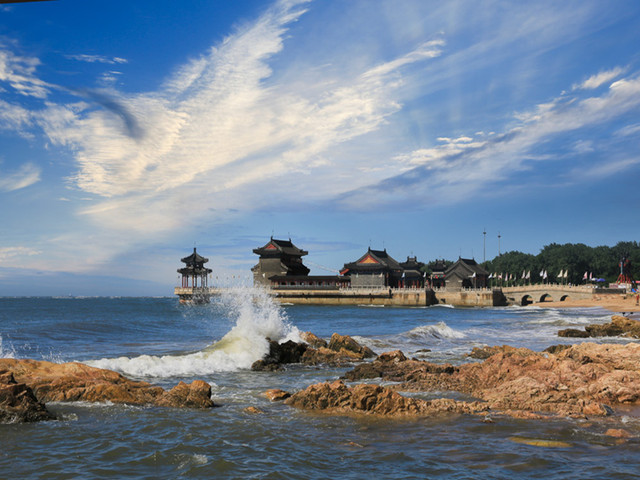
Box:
540;293;640;314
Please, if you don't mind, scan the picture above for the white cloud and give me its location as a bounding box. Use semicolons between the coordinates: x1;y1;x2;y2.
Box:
0;47;51;98
0;246;41;261
573;67;625;90
64;54;128;65
0;162;41;191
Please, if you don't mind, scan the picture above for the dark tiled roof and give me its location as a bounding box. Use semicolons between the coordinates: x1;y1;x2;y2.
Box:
180;247;209;265
253;238;308;257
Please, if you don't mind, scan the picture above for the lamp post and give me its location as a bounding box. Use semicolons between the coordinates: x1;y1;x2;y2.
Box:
498;232;501;256
483;228;486;263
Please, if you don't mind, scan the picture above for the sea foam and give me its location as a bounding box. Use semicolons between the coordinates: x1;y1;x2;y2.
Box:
86;287;301;377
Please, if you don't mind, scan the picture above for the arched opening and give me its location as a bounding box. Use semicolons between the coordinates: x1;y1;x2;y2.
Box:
521;295;534;306
539;293;553;302
560;295;570;302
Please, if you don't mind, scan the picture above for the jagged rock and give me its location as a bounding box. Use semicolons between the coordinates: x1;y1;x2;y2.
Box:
251;339;309;371
0;371;55;423
558;329;590;338
300;332;328;349
327;333;375;358
244;406;264;414
558;315;640;339
468;345;519;359
264;389;291;401
543;344;572;354
341;343;640;418
0;359;215;410
156;380;214;408
301;333;376;366
284;380;488;417
344;351;455;382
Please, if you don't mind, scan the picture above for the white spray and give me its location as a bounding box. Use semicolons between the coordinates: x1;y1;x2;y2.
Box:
87;286;301;377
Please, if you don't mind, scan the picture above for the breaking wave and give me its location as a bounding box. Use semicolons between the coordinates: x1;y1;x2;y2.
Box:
0;334;15;359
86;287;301;377
405;322;466;341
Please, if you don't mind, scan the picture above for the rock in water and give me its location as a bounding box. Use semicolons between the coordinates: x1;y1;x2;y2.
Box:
0;371;55;423
0;358;215;412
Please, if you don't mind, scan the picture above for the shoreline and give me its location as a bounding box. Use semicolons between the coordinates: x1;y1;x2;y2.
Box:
535;293;640;313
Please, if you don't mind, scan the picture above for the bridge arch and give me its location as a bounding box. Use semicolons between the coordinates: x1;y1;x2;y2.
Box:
560;295;570;302
539;293;554;303
521;295;534;306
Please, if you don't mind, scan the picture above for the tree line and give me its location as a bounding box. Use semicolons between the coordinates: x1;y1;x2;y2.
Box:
419;241;639;286
481;241;639;285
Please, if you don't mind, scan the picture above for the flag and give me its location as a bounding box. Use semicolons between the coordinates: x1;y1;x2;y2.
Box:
564;270;568;279
522;270;526;279
488;273;493;279
471;272;476;278
539;270;544;278
589;272;593;281
543;270;548;280
526;271;531;279
557;269;563;278
583;272;588;280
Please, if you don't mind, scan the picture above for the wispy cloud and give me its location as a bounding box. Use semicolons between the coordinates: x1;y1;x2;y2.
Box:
0;162;41;191
0;246;41;261
342;71;640;207
64;54;128;65
573;67;625;90
0;46;51;98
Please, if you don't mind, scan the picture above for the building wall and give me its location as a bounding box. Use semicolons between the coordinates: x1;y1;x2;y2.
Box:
350;274;386;288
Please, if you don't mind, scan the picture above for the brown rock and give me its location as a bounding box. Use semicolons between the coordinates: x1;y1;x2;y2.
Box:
264;389;291;401
0;371;55;423
558;329;590;338
244;406;264;414
251;339;308;371
300;332;328;349
327;333;376;358
340;343;640;418
468;345;518;359
284;380;488;417
156;380;214;408
605;428;632;439
558;315;640;339
0;358;215;410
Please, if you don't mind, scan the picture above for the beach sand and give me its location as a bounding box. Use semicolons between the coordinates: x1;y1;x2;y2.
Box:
540;293;640;314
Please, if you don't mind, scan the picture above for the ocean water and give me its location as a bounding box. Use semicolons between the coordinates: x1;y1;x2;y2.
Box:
1;289;640;479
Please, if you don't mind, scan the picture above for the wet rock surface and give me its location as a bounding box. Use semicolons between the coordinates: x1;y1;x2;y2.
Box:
289;342;640;419
0;371;55;423
252;333;376;371
559;315;640;339
0;358;215;422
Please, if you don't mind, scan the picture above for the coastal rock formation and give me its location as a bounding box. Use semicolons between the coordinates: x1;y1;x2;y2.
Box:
0;371;55;423
0;358;215;416
341;343;640;418
468;345;519;359
252;333;376;370
284;379;488;417
558;315;640;339
301;333;376;366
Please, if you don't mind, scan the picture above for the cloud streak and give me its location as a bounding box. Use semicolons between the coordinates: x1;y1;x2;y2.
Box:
0;162;41;191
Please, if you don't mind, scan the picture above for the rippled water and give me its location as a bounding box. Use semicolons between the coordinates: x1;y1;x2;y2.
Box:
1;292;639;479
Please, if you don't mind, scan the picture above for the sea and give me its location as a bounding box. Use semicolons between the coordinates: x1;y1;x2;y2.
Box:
1;289;640;480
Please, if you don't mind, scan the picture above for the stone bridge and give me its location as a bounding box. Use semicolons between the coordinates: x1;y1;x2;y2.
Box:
502;284;594;306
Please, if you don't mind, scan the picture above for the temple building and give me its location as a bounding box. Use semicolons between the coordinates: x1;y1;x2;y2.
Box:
430;260;448;288
178;247;212;288
340;248;405;288
399;256;426;288
252;238;310;286
444;258;489;290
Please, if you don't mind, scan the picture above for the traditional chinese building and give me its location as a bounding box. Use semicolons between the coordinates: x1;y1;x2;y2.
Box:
430;259;448;288
252;238;310;286
444;257;489;290
399;256;426;288
178;247;212;288
340;248;405;288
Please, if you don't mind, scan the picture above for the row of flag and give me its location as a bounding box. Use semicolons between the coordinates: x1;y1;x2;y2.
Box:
488;270;570;281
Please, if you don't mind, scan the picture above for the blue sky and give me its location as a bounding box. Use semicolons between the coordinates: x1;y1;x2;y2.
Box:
1;0;639;296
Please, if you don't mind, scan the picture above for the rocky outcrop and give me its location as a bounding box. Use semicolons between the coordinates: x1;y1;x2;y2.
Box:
341;343;640;418
0;358;215;419
252;333;376;370
301;333;376;366
251;339;308;371
559;315;640;339
468;345;519;359
0;371;55;423
285;379;488;417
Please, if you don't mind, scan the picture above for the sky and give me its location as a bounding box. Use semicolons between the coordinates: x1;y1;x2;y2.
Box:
1;0;639;296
